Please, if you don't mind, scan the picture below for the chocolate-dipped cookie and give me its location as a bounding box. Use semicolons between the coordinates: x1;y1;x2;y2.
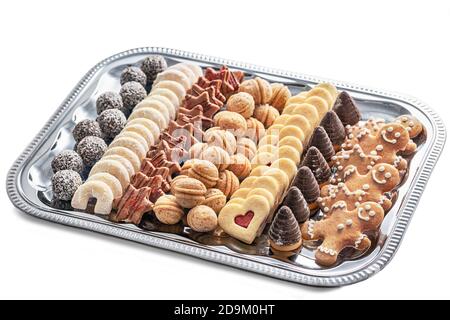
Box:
301;147;331;185
332;91;362;126
269;206;302;252
320;111;346;150
282;186;310;223
292;166;320;209
308;126;335;162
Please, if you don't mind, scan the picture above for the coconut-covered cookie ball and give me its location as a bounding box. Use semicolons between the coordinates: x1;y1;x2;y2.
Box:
120;81;147;111
51;150;84;174
97;109;126;140
76;136;107;167
140;55;168;83
96;92;125;115
51;169;82;201
120;66;147;87
72;119;102;143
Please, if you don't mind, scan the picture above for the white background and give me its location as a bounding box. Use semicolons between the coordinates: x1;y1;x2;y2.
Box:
1;0;449;300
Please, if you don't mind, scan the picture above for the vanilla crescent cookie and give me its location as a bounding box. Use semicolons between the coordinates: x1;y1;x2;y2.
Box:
168;63;197;85
101;155;135;178
154;69;191;90
122;124;155;147
147;88;179;111
134;100;170;124
145;95;176;120
87;173;123;199
89;159;130;190
128;107;168;129
125;118;160;142
71;180;114;215
151;80;186;104
103;147;140;172
108;136;147;160
116;131;149;152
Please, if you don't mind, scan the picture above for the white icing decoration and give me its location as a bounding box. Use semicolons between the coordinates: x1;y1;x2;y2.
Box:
372;170;387;184
363;184;370;190
395;132;401;138
307;220;315;239
318;246;337;256
381;130;398;144
354;234;366;248
387;127;394;132
376;145;384;151
369;210;376;217
385;172;392;179
358;207;370;222
337;224;345;231
379;166;385;172
346;219;353;226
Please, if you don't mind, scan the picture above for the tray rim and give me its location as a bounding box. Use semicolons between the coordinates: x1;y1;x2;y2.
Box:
6;47;447;287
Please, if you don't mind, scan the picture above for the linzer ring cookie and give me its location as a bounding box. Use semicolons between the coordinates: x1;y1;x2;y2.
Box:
278;145;301;165
304;96;329;118
290;103;320;127
279;125;305;143
247;187;275;207
285;115;312;139
151;80;186;104
307;87;334;109
108;136;147;160
87;173;123;200
71;180;114;215
89;159;130;190
218;195;271;244
278;136;304;154
271;158;297;180
103;147;141;172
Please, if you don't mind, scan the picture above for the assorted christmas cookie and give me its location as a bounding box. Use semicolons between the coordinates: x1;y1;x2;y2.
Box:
48;57;425;267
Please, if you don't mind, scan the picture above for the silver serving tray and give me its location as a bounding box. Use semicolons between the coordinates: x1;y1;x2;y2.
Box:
6;47;446;287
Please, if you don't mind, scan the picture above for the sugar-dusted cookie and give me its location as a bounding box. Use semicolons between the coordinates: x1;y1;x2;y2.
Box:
218;195;271;244
101;155;135;179
87;173;123;200
126;118;160;142
154;69;191;90
89;159;130;190
103;146;141;172
301;202;384;266
151;80;186;105
128;107;168;129
122;124;155;147
109;136;147;160
319;163;400;212
133;99;170;124
71;180;114;215
116;131;149;153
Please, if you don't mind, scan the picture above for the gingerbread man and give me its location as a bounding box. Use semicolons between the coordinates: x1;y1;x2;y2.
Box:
330;144;382;183
341;123;409;171
301;201;385;266
319;163;400;212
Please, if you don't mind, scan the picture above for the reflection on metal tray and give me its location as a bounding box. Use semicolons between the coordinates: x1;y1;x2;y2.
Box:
6;47;446;287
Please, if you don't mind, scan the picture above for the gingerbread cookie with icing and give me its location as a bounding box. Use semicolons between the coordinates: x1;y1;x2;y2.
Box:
301;201;384;266
319;163;400;212
342;123;409;171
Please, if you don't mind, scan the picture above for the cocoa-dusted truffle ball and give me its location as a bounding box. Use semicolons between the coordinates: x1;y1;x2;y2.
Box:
51;150;84;174
120;66;147;87
96;92;125;115
76;136;107;167
140;55;168;83
72;119;102;143
120;81;147;111
51;169;82;201
97;109;126;140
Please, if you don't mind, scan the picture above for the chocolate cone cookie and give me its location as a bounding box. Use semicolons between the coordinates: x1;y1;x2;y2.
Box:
269;206;302;252
308;126;335;161
282;186;310;223
332;91;362;126
301;147;331;184
292;166;320;204
320;111;346;147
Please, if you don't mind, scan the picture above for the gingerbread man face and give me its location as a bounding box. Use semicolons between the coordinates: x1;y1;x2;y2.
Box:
301;201;385;266
319;163;400;212
342;123;409;171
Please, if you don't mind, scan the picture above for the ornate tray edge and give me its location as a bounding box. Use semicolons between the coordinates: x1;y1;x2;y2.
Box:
6;47;447;287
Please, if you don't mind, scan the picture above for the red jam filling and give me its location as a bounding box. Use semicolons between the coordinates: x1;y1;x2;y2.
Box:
234;211;254;228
